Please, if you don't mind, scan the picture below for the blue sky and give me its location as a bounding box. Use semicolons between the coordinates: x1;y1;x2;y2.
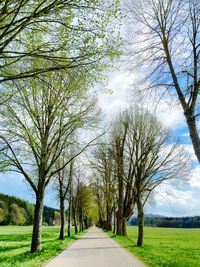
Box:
0;68;200;216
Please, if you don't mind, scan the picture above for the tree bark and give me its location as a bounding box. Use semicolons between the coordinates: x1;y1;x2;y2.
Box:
105;204;112;231
185;113;200;163
30;188;45;253
59;197;65;240
68;200;71;237
122;217;127;237
79;209;83;232
113;207;116;234
137;199;144;247
72;205;78;234
116;178;124;235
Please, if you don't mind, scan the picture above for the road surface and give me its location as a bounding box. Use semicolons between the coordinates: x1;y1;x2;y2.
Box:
45;227;147;267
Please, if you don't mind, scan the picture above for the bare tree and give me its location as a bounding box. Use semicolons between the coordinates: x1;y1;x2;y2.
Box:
54;155;74;240
116;106;188;246
111;115;136;236
0;73;98;252
91;140;116;231
124;0;200;162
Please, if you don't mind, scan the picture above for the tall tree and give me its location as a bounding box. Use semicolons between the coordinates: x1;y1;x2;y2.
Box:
91;140;116;231
55;156;74;240
114;106;188;246
0;73;98;252
124;0;200;162
111;116;136;236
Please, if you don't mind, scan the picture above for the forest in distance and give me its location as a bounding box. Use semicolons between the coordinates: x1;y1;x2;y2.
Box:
129;215;200;228
1;193;200;229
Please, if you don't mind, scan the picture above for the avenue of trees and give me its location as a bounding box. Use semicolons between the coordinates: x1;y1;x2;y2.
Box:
0;0;198;255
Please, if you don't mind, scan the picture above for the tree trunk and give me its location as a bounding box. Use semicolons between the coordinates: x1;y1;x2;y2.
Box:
59;197;65;240
68;201;71;237
30;188;45;253
73;206;78;234
137;199;144;247
105;204;112;231
79;209;83;232
117;213;123;235
185;113;200;163
117;179;124;235
122;217;127;237
113;207;116;234
84;216;88;229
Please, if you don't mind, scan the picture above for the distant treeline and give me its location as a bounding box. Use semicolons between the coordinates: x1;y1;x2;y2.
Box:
0;193;58;226
129;216;200;228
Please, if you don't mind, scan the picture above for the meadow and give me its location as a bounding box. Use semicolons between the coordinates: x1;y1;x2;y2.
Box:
108;226;200;267
0;225;81;267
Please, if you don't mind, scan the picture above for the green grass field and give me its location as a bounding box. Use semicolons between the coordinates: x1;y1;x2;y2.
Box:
108;226;200;267
0;225;82;267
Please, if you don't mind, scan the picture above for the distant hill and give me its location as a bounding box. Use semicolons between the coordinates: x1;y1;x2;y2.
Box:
131;214;165;218
0;193;58;226
129;214;200;228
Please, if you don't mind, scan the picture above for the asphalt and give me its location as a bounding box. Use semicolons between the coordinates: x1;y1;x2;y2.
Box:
44;226;147;267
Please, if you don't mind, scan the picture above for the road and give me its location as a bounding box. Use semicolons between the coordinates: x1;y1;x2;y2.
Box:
45;227;147;267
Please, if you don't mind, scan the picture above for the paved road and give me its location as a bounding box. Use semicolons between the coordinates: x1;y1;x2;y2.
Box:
45;227;147;267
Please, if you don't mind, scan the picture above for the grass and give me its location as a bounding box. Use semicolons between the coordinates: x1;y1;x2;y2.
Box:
107;226;200;267
0;225;84;267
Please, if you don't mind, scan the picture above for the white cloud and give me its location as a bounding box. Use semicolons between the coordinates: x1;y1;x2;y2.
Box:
189;166;200;188
98;67;186;131
146;181;200;216
181;144;197;162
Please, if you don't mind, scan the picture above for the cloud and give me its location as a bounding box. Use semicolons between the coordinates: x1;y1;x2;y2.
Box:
189;166;200;188
97;69;131;117
98;66;186;131
146;181;200;216
181;144;197;162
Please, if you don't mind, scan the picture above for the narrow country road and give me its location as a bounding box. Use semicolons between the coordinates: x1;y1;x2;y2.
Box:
45;227;147;267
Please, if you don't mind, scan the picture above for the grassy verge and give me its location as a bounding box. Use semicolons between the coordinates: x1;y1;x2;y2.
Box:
107;226;200;267
0;225;84;267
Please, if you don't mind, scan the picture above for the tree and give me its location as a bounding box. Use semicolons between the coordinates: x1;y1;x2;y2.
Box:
91;174;105;228
10;203;27;225
91;140;116;231
76;182;95;231
0;200;7;223
0;73;98;252
124;0;200;162
111;115;136;236
54;156;74;240
0;0;121;84
115;107;188;246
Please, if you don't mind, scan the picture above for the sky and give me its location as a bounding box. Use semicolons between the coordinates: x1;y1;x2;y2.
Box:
1;67;200;217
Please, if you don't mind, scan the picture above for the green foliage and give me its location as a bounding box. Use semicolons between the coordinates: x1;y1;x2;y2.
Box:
0;0;122;83
0;194;33;225
0;226;84;267
10;204;27;226
108;226;200;267
0;201;7;223
54;211;61;226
